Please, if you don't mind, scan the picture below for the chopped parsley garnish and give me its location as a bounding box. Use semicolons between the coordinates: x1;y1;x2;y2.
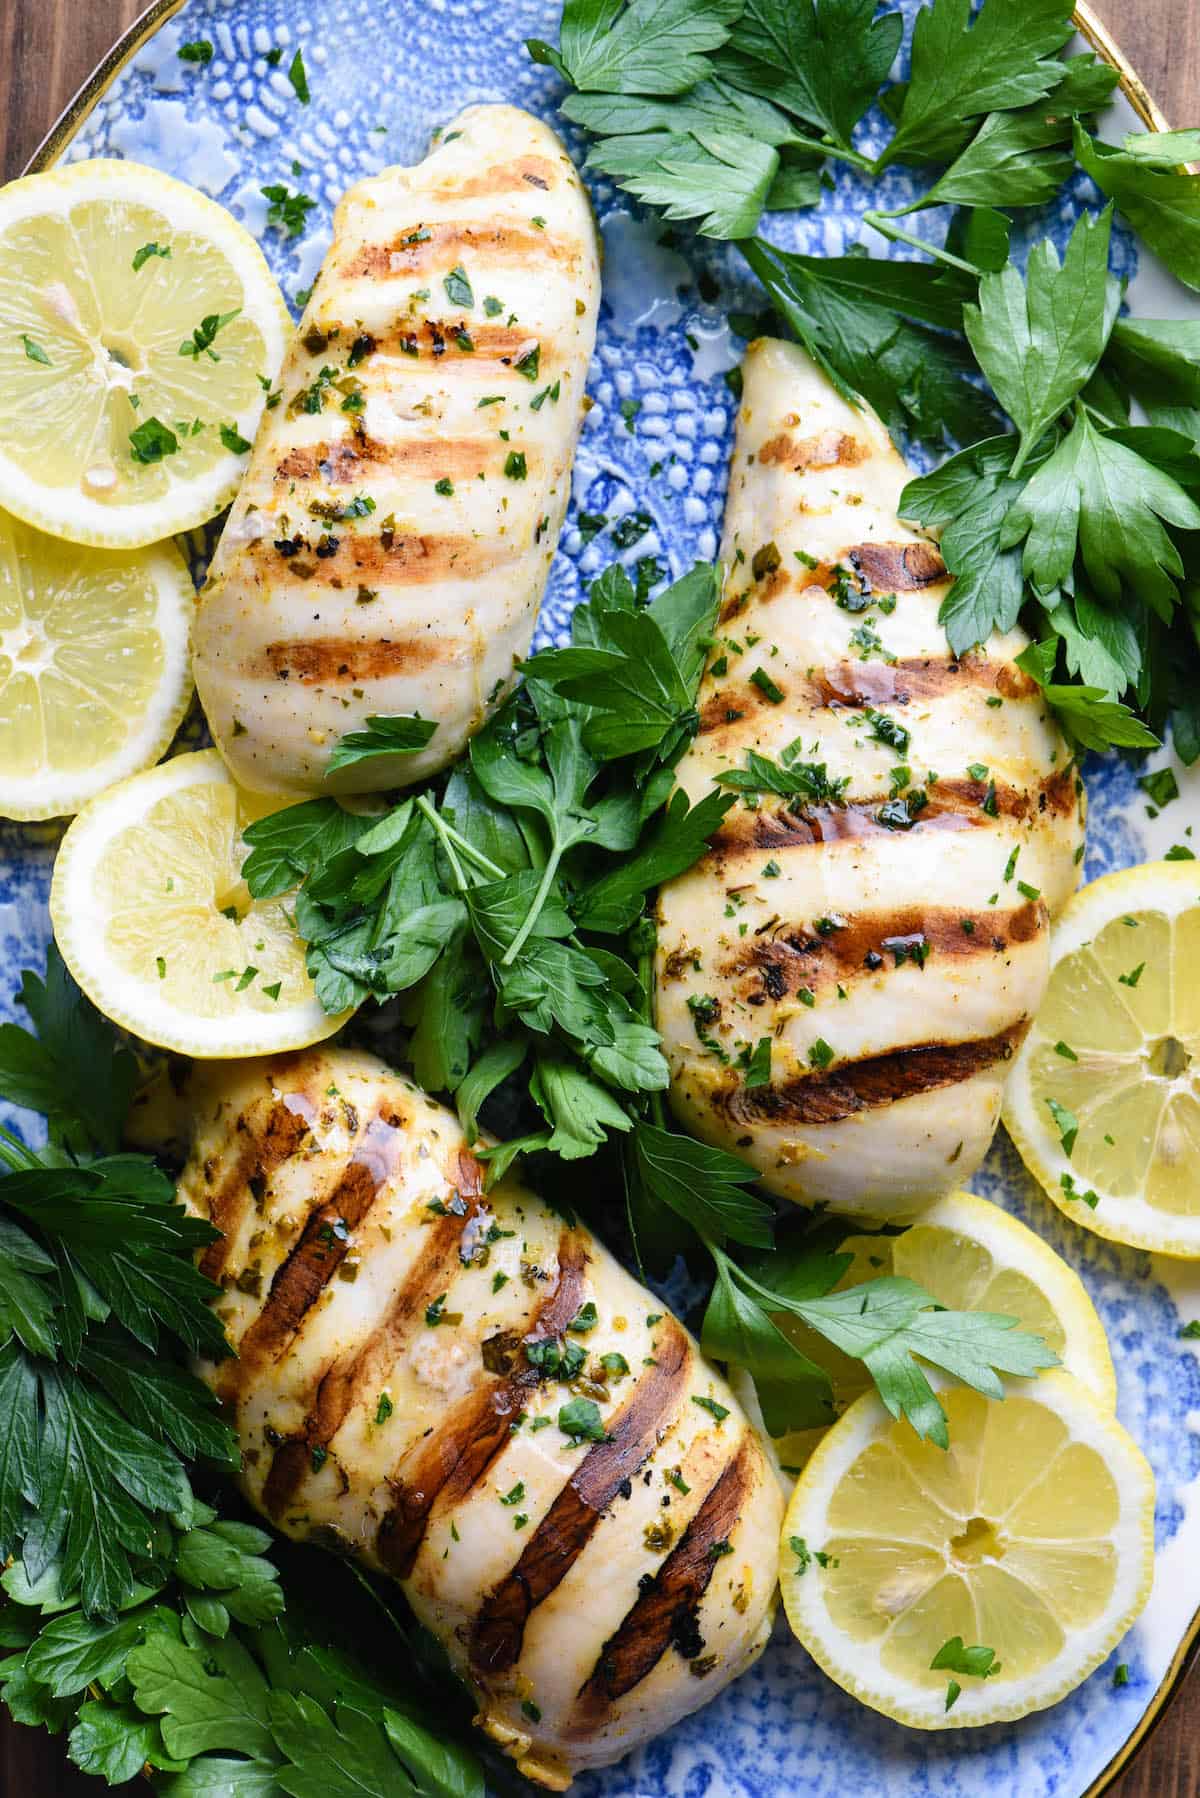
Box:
20;334;50;365
611;510;653;550
128;417;179;464
500;1481;525;1505
434;477;454;496
261;182;317;236
717;749;847;807
287;47;310;103
808;1038;835;1069
749;667;784;704
691;1395;730;1423
444;264;474;309
1046;1097;1079;1157
876;792;928;830
425;1293;448;1326
375;1392;394;1425
1137;768;1179;809
504;450;528;480
132;241;171;272
568;1301;598;1334
179;309;240;361
864;708;909;754
515;342;541;381
1054;1041;1078;1061
620;396;640;431
219;423;252;455
558;1396;606;1443
931;1636;1001;1712
177;39;214;64
1118;962;1146;988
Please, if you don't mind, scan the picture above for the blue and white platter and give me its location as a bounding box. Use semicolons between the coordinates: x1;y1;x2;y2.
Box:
3;2;1200;1794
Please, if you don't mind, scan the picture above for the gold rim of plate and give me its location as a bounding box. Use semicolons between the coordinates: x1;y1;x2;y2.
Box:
15;1;1195;1794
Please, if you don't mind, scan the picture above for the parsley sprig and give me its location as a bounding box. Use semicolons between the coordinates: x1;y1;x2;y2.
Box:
532;0;1200;757
242;561;733;1155
0;953;235;1617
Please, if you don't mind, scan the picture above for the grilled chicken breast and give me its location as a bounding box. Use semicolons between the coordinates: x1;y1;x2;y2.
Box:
656;339;1084;1218
195;105;600;796
165;1048;781;1789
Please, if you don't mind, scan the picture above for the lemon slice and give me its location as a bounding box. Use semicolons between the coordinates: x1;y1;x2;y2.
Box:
1003;860;1200;1257
733;1190;1116;1481
779;1369;1154;1728
0;159;290;548
0;505;193;820
50;750;352;1056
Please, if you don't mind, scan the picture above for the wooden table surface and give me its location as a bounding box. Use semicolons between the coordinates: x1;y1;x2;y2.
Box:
0;0;1197;1793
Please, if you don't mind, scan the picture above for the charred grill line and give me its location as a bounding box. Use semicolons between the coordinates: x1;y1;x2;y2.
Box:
375;1231;590;1580
573;1434;756;1717
344;220;570;280
698;656;1038;734
705;767;1078;862
262;1153;488;1520
245;529;504;594
717;1022;1029;1127
198;1098;311;1281
226;1111;404;1390
274;437;496;486
469;1321;692;1676
718;900;1044;1001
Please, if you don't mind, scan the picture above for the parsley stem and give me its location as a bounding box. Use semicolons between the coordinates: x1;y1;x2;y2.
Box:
634;928;668;1131
0;1121;41;1171
811;138;875;175
500;841;565;966
414;795;504;881
860;211;983;278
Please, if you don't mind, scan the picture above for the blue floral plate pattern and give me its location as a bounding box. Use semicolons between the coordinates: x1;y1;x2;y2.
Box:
4;3;1200;1793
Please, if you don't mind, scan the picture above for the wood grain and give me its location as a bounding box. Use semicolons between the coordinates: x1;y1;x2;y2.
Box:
0;1;1196;1794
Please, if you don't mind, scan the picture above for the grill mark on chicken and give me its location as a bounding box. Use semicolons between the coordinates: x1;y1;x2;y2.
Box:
705;767;1078;863
718;900;1044;1002
697;656;1038;734
198;1098;311;1281
430;155;559;199
376;1231;590;1579
719;539;948;625
227;1112;404;1388
848;540;947;591
302;321;554;369
573;1434;756;1717
755;429;867;470
263;1152;488;1519
253;635;457;684
469;1321;692;1677
343;220;571;280
274;436;496;485
244;530;499;590
716;1023;1028;1127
